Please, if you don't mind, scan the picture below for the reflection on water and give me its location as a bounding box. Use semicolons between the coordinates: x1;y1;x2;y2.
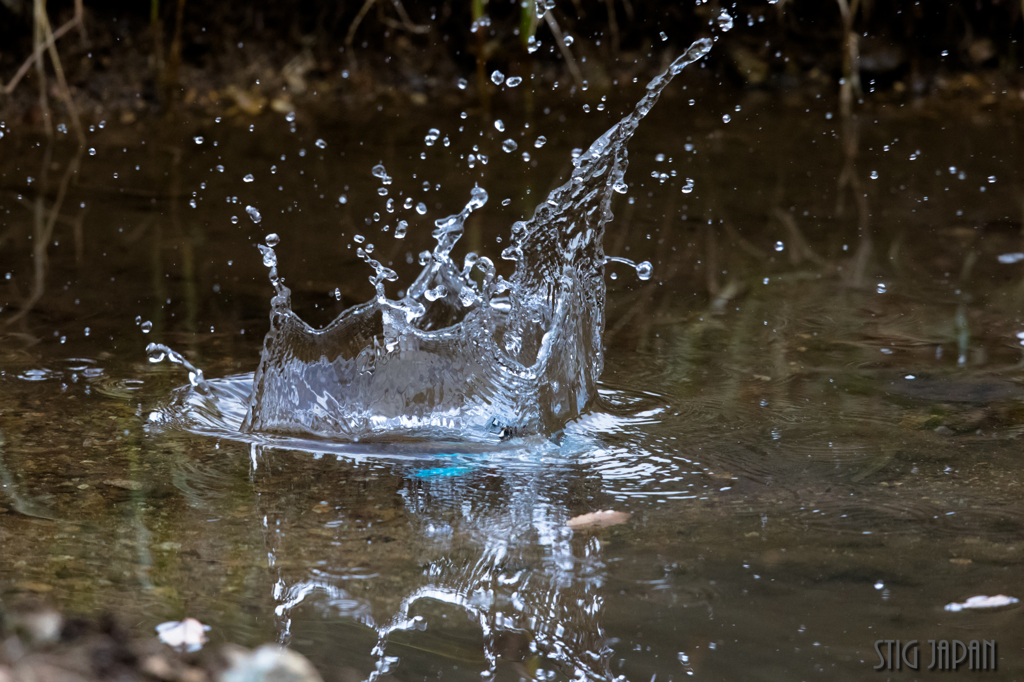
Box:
2;75;1024;679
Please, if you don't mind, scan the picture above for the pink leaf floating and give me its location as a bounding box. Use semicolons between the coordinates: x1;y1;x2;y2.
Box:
566;510;631;530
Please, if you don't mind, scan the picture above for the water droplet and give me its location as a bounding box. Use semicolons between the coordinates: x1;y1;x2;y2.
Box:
216;164;224;172
418;250;431;265
265;233;280;247
194;136;204;144
722;114;731;123
502;198;512;206
774;241;784;252
613;181;628;194
660;31;668;41
378;187;388;196
425;128;440;146
655;153;665;162
339;194;348;204
877;283;887;293
534;135;547;148
870;170;879;179
717;9;734;31
189;199;197;208
394;220;408;239
243;174;254;182
315;139;327;149
135;316;142;325
141;320;153;333
564;35;575;46
230;215;239;224
494;119;505;132
246;205;262;223
354;234;365;243
681;178;695;194
527;35;540;54
491;70;505;86
425;284;448;301
502;139;518;153
88;147;96;156
636;261;653;280
416;202;427;215
285;111;296;122
988;175;997;183
457;78;468;90
506;76;523;87
372;164;392;184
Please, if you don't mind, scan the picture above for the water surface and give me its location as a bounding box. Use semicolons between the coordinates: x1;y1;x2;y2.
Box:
2;77;1024;680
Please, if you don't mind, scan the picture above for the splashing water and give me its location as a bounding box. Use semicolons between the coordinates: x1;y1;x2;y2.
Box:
159;38;713;444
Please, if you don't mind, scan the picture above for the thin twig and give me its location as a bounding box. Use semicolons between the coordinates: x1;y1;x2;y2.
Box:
39;2;86;144
543;10;583;88
345;0;378;66
1;2;83;96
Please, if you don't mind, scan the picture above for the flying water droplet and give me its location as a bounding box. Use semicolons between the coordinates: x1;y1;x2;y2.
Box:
722;114;731;123
506;76;523;87
246;205;262;223
394;220;408;238
491;70;505;86
681;178;695;194
870;170;879;179
494;119;505;132
775;241;784;252
717;9;734;31
88;148;96;156
527;36;540;54
372;164;392;185
194;136;204;144
315;139;327;149
613;181;628;194
534;136;547;148
502;139;518;153
141;320;153;333
457;78;468;90
416;202;427;215
424;285;448;301
425;128;440;146
265;233;280;247
334;288;342;300
636;261;653;280
564;35;574;46
243;174;254;182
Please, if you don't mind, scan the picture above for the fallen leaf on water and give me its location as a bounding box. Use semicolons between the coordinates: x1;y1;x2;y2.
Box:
566;510;631;530
944;595;1020;612
156;618;210;652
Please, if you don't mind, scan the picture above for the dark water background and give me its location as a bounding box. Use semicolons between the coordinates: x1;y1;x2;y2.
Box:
2;78;1024;680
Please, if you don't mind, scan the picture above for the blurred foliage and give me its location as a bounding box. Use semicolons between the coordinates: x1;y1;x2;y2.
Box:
0;0;1022;94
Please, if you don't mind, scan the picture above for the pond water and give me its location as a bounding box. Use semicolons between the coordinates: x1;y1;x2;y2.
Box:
2;60;1024;680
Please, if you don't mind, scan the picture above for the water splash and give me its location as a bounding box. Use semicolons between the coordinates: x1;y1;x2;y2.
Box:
240;38;711;443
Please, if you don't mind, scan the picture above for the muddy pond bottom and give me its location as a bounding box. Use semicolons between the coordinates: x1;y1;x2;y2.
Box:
2;84;1024;680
